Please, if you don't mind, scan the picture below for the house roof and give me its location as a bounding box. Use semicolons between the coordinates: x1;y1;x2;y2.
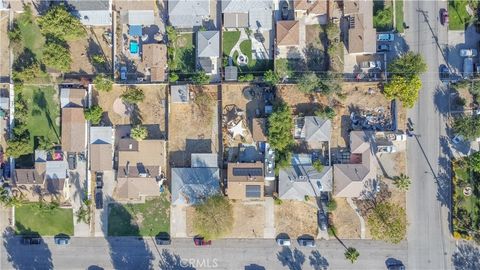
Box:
117;139;166;172
60;88;85;108
221;0;273;30
223;13;249;28
90;126;114;144
252;118;267;142
348;14;376;54
45;160;68;180
168;0;210;28
197;31;220;58
227;162;264;183
303;116;331;142
67;0;112;26
171;85;189;103
276;20;300;46
14;169;43;185
333;131;377;197
115;177;161;201
91;144;113;171
191;153;218;168
171;167;220;205
142;43;167;82
294;0;327;15
128;10;154;25
61;107;86;153
67;0;109;11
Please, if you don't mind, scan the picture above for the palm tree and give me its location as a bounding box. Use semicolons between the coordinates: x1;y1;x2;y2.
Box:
344;247;360;263
394;174;411;191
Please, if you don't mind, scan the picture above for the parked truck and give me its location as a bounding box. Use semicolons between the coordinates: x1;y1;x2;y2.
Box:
464;57;473;78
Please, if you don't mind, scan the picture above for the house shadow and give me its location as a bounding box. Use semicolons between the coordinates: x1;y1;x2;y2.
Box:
452;242;480;270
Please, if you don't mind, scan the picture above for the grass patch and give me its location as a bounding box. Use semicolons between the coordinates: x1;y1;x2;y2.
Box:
395;0;404;33
108;195;170;236
373;0;394;31
448;0;476;30
174;33;196;77
223;31;240;56
240;39;252;59
16;11;45;58
15;203;73;236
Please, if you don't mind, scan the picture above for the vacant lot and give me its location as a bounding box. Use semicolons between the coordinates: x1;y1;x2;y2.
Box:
275;200;318;238
330;198;361;239
15;204;73;236
276;84;328;115
95;84;167;137
108;195;170;236
168;85;219;167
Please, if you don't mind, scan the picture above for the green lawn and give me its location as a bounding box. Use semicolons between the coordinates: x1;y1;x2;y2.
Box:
16;11;45;58
448;0;475;30
239;39;252;59
223;31;240;57
15;203;73;236
108;195;170;236
395;0;404;33
373;1;394;31
174;33;195;77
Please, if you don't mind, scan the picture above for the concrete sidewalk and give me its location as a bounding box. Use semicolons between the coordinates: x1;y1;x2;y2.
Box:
170;205;187;238
263;197;275;238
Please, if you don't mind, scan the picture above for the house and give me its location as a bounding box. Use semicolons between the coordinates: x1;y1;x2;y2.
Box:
60;87;86;108
66;0;112;26
333;130;376;197
142;43;167;82
171;85;189;103
293;0;328;23
294;116;331;149
61;107;86;153
171;153;220;205
90;126;114;172
196;31;220;75
279;154;332;200
227;162;264;200
343;0;376;55
221;0;273;31
275;20;301;59
168;0;210;29
113;138;167;202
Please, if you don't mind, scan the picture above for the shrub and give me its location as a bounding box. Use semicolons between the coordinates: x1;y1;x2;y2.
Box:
238;74;254;82
193;195;233;240
130;126;148;141
315;106;336;120
192;71;210;85
43;41;72;72
169;72;179;83
327;199;337;212
121;87;145;104
274;197;283;205
84;105;103;125
93;74;113;92
312;160;324;172
91;54;106;65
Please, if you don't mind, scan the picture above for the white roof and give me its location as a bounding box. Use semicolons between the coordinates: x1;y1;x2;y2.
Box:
90;126;114;144
128;10;154;25
191;153;218;168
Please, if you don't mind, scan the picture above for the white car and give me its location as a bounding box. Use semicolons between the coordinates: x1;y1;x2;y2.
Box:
377;33;394;41
460;49;478;57
276;238;291;246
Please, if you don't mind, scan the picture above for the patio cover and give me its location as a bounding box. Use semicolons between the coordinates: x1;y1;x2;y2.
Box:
128;10;154;26
129;25;142;36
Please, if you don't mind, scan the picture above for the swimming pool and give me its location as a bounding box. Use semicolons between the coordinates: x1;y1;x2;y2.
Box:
130;41;139;54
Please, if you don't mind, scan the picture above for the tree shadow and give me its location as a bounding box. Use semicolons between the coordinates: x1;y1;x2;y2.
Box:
2;227;54;270
245;264;265;270
158;249;196;270
452;242;480;270
309;250;329;270
276;247;305;270
303;44;326;72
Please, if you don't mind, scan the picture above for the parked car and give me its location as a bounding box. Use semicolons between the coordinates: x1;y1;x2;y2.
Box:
67;152;76;170
194;236;211;246
120;66;127;80
440;8;449;25
439;64;449;81
318;212;328;231
377;33;394;42
463;57;474;78
95;189;103;210
54;236;70;245
21;236;42;245
95;172;103;189
155;234;172;245
281;0;289;20
460;49;478;57
298;238;316;247
276;238;291;246
377;44;391;52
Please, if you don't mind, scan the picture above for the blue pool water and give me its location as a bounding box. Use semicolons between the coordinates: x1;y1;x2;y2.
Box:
130;41;139;54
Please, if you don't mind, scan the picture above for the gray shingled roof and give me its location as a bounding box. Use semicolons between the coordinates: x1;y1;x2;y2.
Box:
197;31;220;58
67;0;111;26
221;0;273;30
304;116;331;142
168;0;210;28
171;167;220;205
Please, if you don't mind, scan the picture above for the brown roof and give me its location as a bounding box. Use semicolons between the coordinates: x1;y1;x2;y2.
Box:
227;162;264;183
294;0;327;15
252;118;267;142
66;88;86;107
62;107;86;152
142;43;167;82
114;177;160;201
117;139;166;176
14;169;43;186
276;20;300;46
90;144;113;171
347;14;376;54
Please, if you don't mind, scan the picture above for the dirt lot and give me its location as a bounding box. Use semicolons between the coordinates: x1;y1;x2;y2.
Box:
94;84;167;138
168;85;219;167
68;26;113;75
275;200;318;238
330;198;361;239
276;84;328;115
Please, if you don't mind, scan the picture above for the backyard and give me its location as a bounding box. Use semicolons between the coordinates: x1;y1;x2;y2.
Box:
172;33;195;79
448;0;477;30
15;203;74;236
108;195;170;236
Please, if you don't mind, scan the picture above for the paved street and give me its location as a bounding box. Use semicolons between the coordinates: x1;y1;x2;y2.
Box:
0;237;407;270
404;0;455;269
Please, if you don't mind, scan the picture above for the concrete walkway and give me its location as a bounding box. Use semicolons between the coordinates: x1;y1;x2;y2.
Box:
229;29;249;58
170;205;187;238
347;197;366;239
263;198;275;238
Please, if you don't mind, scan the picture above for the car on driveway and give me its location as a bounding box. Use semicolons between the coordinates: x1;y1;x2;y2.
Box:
298;239;315;247
194;236;211;246
377;44;391;52
460;49;478;57
120;66;127;80
54;235;70;245
377;33;394;42
67;152;76;170
452;134;464;144
439;64;449;81
95;189;103;209
21;236;42;245
276;238;291;246
95;172;103;188
440;8;449;25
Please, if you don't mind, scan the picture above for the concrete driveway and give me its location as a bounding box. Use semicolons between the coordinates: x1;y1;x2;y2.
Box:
93;170;115;237
447;25;480;75
68;156;89;237
170;205;187;238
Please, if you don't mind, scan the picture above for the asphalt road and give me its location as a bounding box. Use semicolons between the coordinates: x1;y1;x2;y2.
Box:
404;0;455;269
0;237;407;270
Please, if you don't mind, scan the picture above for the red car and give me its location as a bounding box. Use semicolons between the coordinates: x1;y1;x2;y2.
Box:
194;236;211;246
440;9;449;25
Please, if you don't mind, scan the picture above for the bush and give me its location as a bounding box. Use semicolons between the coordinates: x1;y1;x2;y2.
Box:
5;139;31;158
327;199;337;212
264;70;279;86
193;195;233;240
238;74;254;82
43;41;72;72
121;87;145;104
315;106;336;120
130;126;148;141
93;74;113;92
192;71;210;85
304;195;310;201
312;160;324;172
169;72;179;83
298;72;320;93
274;197;283;205
84;105;103;125
8;21;22;42
452;116;480;140
37;5;85;40
91;54;105;65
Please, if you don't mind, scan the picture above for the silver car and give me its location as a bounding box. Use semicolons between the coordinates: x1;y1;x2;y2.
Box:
276;238;291;246
298;239;316;247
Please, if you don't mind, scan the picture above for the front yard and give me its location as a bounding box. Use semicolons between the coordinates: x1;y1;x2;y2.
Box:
448;0;477;30
108;195;170;236
15;203;73;236
275;200;318;238
373;0;394;32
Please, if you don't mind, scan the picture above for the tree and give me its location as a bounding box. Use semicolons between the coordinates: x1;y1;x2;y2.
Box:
169;72;179;83
298;72;320;93
452;116;480;140
267;103;294;153
383;75;422;108
344;247;359;263
388;52;427;79
8;21;22;42
121;87;145;104
93;74;113;92
5;139;31;158
43;41;71;72
0;187;25;207
193;195;233;240
264;70;280;86
37;136;55;151
130;126;148;141
315;106;336;120
312;160;324;172
192;71;210;85
318;71;342;95
12;61;41;83
76;205;90;224
37;5;85;40
327;199;337;212
84;105;103;125
325;22;340;39
275;59;292;80
238;74;254;82
367;202;407;244
468;152;480;173
91;54;105;65
393;174;411;191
